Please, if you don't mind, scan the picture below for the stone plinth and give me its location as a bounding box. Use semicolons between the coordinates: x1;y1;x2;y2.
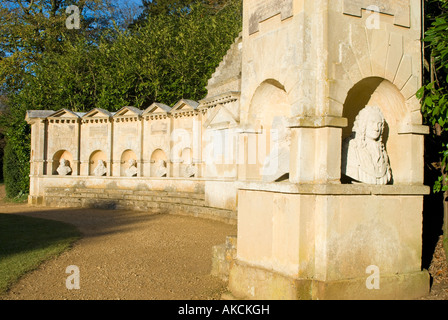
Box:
226;183;430;300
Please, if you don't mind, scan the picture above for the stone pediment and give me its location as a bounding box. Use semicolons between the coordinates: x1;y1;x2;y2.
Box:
48;108;82;119
82;108;113;119
143;103;171;115
204;103;239;130
171;99;199;112
113;106;143;119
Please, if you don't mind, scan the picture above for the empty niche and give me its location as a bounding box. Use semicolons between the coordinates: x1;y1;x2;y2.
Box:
341;77;408;185
89;150;107;176
120;149;138;177
246;79;291;182
53;150;74;176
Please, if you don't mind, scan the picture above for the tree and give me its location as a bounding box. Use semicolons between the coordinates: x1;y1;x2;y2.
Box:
0;0;242;198
0;0;128;198
133;0;236;25
417;0;448;261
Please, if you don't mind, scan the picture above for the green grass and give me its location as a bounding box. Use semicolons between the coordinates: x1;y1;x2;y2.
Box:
0;214;81;295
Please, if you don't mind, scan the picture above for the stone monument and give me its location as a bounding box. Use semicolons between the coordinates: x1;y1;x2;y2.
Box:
25;0;430;300
226;0;430;300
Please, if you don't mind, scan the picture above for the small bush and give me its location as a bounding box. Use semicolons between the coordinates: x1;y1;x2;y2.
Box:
3;137;30;199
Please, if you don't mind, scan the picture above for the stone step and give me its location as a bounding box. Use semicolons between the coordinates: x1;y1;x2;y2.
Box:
43;187;236;225
44;187;206;201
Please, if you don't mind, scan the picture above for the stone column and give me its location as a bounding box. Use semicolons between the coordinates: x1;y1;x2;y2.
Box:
72;119;81;176
47;160;54;176
107;120;114;177
79;160;89;176
288;116;347;184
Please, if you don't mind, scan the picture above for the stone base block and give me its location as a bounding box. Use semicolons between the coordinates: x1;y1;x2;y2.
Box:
227;260;430;300
211;235;238;281
28;195;43;205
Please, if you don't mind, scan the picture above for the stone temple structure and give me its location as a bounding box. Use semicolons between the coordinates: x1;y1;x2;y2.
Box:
26;0;430;299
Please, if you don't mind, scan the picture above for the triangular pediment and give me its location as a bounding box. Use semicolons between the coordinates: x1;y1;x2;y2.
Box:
204;104;239;130
171;99;199;112
113;106;143;117
48;108;80;118
82;108;113;118
143;103;171;115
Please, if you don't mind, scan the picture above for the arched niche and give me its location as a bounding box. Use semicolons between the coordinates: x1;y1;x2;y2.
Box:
120;149;138;177
89;150;107;176
342;77;413;184
52;150;74;176
245;79;291;181
150;149;168;177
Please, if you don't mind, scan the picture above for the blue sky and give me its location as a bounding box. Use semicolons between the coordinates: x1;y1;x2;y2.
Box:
117;0;143;8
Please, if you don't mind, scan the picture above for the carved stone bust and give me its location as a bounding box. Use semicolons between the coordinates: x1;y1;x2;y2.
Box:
184;163;198;178
125;159;138;177
342;106;392;185
155;159;168;177
57;158;72;176
93;159;107;177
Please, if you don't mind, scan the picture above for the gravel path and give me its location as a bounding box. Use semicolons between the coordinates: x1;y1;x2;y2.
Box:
0;191;447;300
0;201;236;300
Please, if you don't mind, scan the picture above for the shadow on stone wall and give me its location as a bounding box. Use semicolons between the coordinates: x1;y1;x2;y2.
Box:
422;136;445;278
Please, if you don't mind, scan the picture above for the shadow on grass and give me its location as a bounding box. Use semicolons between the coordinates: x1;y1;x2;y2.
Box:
0;214;81;294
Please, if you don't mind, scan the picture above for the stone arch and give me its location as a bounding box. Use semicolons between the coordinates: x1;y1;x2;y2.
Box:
247;79;291;128
341;77;413;184
89;150;107;176
329;27;422;120
245;79;291;181
52;150;73;176
120;149;138;177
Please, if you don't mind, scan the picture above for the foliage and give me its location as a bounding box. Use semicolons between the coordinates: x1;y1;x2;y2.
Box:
2;119;30;198
0;0;242;197
417;0;448;193
417;0;448;260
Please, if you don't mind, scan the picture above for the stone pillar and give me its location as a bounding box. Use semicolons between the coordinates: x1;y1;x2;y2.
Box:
80;160;89;176
171;159;182;178
47;160;54;176
112;160;121;177
108;120;114;177
72;120;81;176
288;116;347;184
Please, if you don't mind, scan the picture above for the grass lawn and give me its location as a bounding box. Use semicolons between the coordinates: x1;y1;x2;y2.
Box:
0;213;81;295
